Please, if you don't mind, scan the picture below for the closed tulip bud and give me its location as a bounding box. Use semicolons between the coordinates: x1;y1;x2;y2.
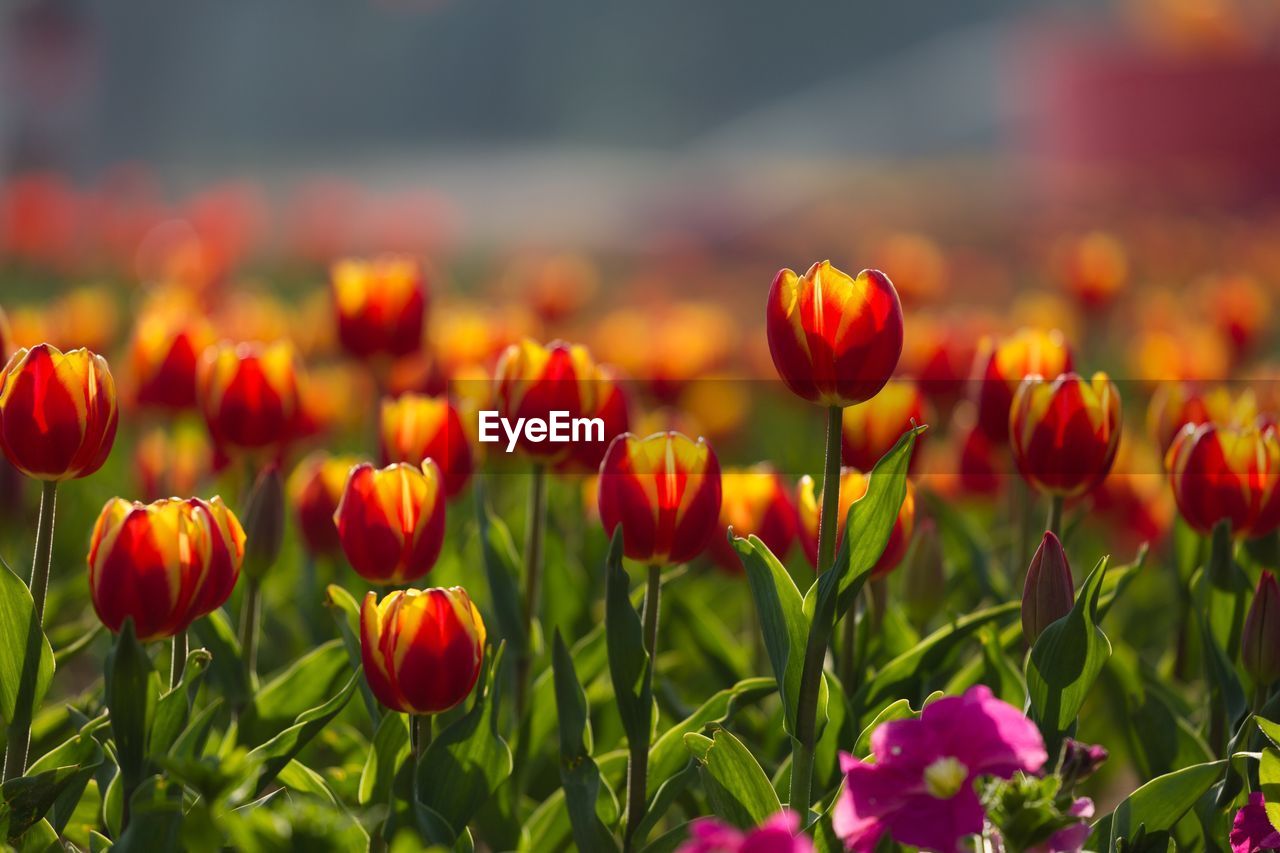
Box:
1059;738;1109;785
241;465;284;581
797;469;915;577
332;255;427;359
129;307;215;410
841;381;928;473
598;431;722;566
1011;372;1121;498
765;261;903;407
1243;572;1280;687
379;393;473;498
707;464;797;574
494;338;598;462
973;328;1073;443
1022;532;1074;644
88;496;245;641
1167;421;1280;537
0;343;119;481
360;586;485;715
288;452;360;558
334;460;446;584
198;340;302;453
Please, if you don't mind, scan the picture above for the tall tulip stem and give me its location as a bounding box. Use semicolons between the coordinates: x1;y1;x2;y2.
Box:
1046;494;1064;540
790;405;844;814
240;579;262;688
171;630;187;689
411;714;433;759
515;464;547;719
2;480;57;783
625;563;663;851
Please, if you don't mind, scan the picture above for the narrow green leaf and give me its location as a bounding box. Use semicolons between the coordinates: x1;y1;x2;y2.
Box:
1025;557;1112;756
1090;759;1226;850
191;609;248;709
684;727;782;829
0;555;56;728
323;584;381;725
149;648;211;758
476;486;527;655
111;776;183;853
245;670;360;797
604;530;652;748
239;639;350;745
105;620;158;798
359;712;410;807
552;632;618;852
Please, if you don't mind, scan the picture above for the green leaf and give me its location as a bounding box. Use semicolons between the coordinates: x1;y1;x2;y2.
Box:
1097;544;1148;623
552;632;618;852
191;609;248;709
1090;759;1226;850
733;534;815;737
149;648;212;758
275;760;339;805
415;644;514;846
359;712;410;806
324;584;381;725
604;530;653;749
12;719;106;837
1025;557;1111;756
854;602;1020;723
0;554;56;728
1260;746;1280;832
244;669;360;798
476;487;527;656
852;697;920;758
239;639;350;745
111;776;183;853
168;698;224;761
684;727;782;829
1;748;102;842
105;620;159;798
528;624;607;764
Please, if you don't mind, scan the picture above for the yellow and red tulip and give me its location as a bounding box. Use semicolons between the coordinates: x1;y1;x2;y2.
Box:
379;393;473;498
0;343;118;481
841;381;928;473
334;460;446;584
1146;382;1254;458
1056;231;1128;311
360;586;485;715
597;431;722;566
197;340;302;453
493;338;598;462
797;468;916;578
332;255;427;359
1010;372;1121;498
87;496;244;641
288;452;361;558
130;305;216;410
1167;420;1280;537
972;328;1073;443
558;365;630;474
765;261;903;407
707;464;797;574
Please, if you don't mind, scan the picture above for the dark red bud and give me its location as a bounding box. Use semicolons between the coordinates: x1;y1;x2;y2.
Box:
1022;531;1074;644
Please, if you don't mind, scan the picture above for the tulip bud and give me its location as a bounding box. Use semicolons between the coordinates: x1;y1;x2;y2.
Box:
1058;738;1109;786
1167;421;1280;537
88;496;245;641
332;255;428;360
288;452;360;558
765;261;903;408
1022;532;1074;644
334;460;446;584
1010;372;1121;499
241;465;284;582
797;469;915;578
597;431;722;566
493;338;599;462
197;340;302;454
360;586;485;715
0;343;119;481
973;328;1073;443
379;393;473;498
1243;572;1280;688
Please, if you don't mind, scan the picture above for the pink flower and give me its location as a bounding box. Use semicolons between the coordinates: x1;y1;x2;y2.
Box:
1232;793;1280;853
833;685;1048;853
1030;798;1094;853
678;810;814;853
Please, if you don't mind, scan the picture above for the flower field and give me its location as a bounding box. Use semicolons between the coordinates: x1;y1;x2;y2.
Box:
3;100;1280;853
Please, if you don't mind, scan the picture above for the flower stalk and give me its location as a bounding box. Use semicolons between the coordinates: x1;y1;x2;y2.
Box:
515;464;547;720
624;563;663;851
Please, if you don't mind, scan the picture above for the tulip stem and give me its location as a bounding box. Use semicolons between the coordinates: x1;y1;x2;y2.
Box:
411;714;433;759
171;630;187;689
1046;494;1064;540
515;465;547;721
625;563;663;852
240;579;262;688
2;480;57;783
790;405;844;815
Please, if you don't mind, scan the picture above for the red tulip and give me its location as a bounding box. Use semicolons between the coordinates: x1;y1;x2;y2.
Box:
558;365;630;474
707;464;796;573
494;338;599;462
1166;421;1280;537
597;431;722;566
360;586;486;715
1010;372;1121;498
841;381;928;473
332;255;428;359
766;261;903;407
1022;532;1074;644
0;343;118;481
334;460;446;584
87;496;244;641
379;393;473;498
797;469;915;578
972;328;1073;443
130;306;215;410
197;340;302;453
288;452;361;557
